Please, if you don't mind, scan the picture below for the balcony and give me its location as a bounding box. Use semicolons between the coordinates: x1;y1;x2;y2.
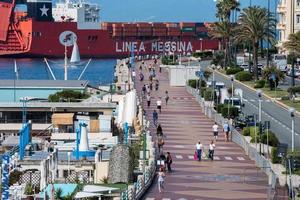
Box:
277;4;286;13
277;22;286;30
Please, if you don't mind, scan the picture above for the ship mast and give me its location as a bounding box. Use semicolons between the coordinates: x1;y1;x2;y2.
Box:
64;44;68;80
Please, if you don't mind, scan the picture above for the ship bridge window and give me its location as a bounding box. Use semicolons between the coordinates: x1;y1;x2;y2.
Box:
88;35;98;41
33;32;42;37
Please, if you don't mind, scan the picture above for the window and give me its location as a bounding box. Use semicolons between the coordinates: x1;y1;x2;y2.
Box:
297;15;300;24
297;0;300;6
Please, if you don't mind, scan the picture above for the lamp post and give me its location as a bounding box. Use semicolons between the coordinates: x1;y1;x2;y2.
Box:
266;0;270;67
256;89;262;155
289;107;295;153
67;152;71;178
230;75;234;107
200;38;203;52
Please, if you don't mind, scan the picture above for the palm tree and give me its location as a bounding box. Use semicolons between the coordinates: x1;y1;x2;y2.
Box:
283;31;300;55
208;21;232;68
234;6;276;80
216;0;240;22
55;188;63;200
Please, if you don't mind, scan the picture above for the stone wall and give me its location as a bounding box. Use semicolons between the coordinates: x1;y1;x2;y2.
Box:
108;144;133;183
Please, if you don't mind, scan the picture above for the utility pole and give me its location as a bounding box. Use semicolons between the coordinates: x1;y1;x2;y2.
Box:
266;0;270;67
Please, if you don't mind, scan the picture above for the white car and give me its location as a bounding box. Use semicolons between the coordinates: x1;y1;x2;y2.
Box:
288;69;300;77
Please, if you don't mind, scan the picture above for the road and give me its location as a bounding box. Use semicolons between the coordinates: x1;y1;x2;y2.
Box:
195;60;300;148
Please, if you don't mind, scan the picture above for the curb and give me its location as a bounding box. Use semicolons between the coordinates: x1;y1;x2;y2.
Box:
209;67;300;117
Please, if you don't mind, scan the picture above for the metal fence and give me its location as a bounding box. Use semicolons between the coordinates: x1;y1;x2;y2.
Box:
186;85;278;199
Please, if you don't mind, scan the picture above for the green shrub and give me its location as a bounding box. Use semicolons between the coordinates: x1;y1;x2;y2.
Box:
200;87;206;97
204;70;212;80
221;105;239;119
48;90;90;102
281;96;290;100
216;104;224;113
193;51;213;59
188;79;197;88
271;147;282;164
200;80;207;87
254;80;266;88
242;127;250;136
226;67;243;75
287;86;300;94
235;71;253;81
261;131;279;147
204;89;213;101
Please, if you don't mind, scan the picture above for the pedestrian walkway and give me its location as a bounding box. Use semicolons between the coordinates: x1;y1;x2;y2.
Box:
135;61;268;200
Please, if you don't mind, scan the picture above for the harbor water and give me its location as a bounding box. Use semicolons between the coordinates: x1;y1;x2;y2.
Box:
0;58;116;86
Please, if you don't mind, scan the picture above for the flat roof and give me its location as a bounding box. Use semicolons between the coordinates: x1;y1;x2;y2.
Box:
0;102;116;109
0;80;89;89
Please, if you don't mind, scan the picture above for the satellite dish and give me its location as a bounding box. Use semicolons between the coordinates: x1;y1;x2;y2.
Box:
59;31;77;47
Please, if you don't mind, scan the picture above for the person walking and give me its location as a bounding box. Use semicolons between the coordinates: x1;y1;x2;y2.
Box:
212;122;219;141
142;85;146;97
155;79;159;91
158;135;165;154
223;120;230;142
153;110;158;126
195;140;203;161
166;152;173;172
157;123;163;135
156;97;162;113
157;167;166;193
149;81;153;91
208;140;216;160
146;84;150;94
165;91;169;105
146;93;151;108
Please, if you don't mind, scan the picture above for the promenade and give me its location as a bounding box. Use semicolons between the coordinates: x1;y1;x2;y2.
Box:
135;61;269;200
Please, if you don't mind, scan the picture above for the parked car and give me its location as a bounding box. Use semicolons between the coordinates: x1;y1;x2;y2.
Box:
287;68;300;77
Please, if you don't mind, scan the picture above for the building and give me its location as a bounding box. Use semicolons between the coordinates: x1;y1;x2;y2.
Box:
277;0;300;52
0;80;88;102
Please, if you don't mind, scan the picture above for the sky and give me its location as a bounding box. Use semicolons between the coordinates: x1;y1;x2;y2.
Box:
98;0;278;22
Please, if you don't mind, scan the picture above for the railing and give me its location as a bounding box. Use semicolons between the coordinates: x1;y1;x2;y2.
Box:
186;85;278;199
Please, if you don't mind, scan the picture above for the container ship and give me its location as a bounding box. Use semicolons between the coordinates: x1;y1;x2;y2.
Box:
0;0;220;58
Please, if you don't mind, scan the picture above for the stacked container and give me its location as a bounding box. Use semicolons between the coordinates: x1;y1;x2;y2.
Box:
123;23;138;37
166;23;181;37
112;23;123;37
152;23;167;37
195;22;208;38
137;22;152;37
180;22;196;37
101;22;113;34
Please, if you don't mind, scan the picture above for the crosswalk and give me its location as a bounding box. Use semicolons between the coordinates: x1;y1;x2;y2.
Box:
169;154;247;161
145;198;188;200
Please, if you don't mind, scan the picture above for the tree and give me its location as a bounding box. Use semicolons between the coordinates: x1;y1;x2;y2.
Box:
208;21;233;68
55;188;63;200
234;6;276;80
216;0;240;22
283;31;300;55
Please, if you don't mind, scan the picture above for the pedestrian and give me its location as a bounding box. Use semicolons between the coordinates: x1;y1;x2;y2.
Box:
146;84;150;94
139;72;144;81
153;110;158;126
158;135;165;154
149;81;153;91
146;93;151;108
195;140;203;161
157;123;163;135
157;167;165;193
212;122;219;141
166;152;173;172
223;120;230;142
155;79;159;91
139;65;142;71
156;97;162;113
208;140;216;160
165;91;169;105
142;85;146;97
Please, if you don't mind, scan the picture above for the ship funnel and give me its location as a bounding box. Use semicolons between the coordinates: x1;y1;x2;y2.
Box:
79;123;89;151
70;40;80;63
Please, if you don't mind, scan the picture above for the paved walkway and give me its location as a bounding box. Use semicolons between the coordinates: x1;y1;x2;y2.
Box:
135;61;268;200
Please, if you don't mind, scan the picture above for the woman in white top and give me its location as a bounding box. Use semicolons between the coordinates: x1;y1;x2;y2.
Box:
195;141;203;161
157;167;165;193
156;98;162;113
208;140;216;160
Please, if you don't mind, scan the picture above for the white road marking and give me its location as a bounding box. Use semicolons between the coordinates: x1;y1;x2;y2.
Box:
225;156;233;160
145;198;155;200
175;155;183;159
188;155;194;159
237;157;245;161
214;156;220;160
173;145;185;148
162;198;171;200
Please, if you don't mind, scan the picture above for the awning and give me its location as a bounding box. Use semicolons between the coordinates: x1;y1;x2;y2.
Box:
75;192;102;199
52;113;74;125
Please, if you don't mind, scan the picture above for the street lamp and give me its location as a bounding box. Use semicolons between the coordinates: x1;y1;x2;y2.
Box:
67;152;71;177
256;89;262;155
200;38;203;52
230;75;234;107
289;107;295;153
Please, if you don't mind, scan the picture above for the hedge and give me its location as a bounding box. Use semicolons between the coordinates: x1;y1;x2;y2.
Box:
221;105;239;119
188;79;197;88
192;51;213;59
249;128;279;147
204;89;213;101
271;147;282;164
235;71;253;81
242;127;250;136
254;80;266;88
226;67;243;75
216;104;224;113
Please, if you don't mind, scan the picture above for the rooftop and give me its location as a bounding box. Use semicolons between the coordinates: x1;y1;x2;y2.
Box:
0;80;89;89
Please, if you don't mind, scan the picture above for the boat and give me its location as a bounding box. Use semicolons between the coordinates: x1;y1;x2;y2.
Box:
0;0;220;58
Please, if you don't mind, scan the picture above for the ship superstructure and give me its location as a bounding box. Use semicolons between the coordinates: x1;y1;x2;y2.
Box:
0;0;220;58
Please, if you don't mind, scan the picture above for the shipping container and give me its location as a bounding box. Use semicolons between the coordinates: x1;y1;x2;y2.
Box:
123;23;137;28
180;22;196;27
195;22;204;27
152;23;166;28
181;32;196;37
196;27;207;32
181;27;195;32
137;23;152;28
167;31;181;36
165;23;179;28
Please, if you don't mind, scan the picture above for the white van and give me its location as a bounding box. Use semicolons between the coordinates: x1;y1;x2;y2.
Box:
273;54;287;72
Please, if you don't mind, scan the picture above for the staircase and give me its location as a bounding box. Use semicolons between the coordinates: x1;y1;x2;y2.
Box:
0;24;28;53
